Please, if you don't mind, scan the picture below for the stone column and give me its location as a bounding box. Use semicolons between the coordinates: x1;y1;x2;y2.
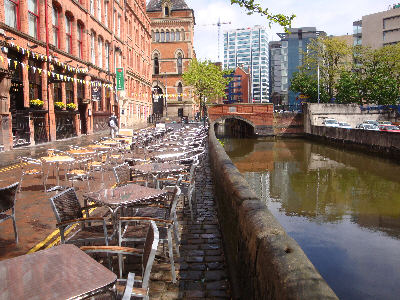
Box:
0;69;13;150
73;74;80;136
85;75;93;134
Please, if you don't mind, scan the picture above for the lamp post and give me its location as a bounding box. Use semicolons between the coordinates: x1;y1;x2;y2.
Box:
317;61;320;104
163;73;168;118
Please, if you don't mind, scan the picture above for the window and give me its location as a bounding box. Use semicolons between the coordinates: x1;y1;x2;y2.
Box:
113;10;116;33
155;31;160;42
171;30;175;41
177;54;182;74
52;6;59;47
105;42;109;71
98;37;103;68
166;30;170;42
28;0;39;39
154;54;159;74
117;14;121;37
181;29;184;41
28;59;41;101
4;0;19;29
91;32;95;65
164;6;169;17
160;30;165;42
104;1;108;27
65;15;72;53
177;83;182;101
97;0;101;20
175;30;180;41
77;23;83;58
90;0;94;15
66;81;74;104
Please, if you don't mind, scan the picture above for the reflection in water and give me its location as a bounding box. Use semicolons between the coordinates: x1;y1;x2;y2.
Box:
223;138;400;300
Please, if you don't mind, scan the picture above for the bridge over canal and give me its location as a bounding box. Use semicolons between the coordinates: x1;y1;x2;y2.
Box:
208;103;303;136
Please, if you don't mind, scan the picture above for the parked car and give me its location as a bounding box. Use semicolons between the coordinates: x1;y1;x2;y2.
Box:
378;121;392;125
364;120;379;127
356;123;379;131
378;125;400;132
338;122;352;129
322;118;339;127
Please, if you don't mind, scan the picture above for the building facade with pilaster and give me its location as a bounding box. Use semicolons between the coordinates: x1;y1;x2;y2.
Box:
0;0;152;150
146;0;197;121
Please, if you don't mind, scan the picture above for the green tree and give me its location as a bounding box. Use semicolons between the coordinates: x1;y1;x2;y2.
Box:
290;71;329;103
336;70;362;104
182;59;230;118
230;0;295;30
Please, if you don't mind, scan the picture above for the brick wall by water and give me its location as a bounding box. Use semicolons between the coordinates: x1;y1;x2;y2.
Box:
208;123;338;300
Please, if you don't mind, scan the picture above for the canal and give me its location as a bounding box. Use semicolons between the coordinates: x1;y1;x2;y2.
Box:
222;137;400;300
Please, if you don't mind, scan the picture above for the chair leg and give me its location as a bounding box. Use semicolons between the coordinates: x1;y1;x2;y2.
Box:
12;208;18;244
167;230;176;283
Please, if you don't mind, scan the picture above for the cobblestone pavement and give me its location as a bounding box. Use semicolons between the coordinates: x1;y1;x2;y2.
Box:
148;149;231;299
0;126;231;299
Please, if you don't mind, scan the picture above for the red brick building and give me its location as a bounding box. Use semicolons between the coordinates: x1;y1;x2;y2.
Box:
146;0;197;121
0;0;152;150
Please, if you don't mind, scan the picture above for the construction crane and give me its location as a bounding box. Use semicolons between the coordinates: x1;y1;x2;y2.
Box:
200;17;231;61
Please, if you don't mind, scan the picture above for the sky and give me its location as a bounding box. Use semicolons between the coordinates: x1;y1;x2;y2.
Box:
176;0;399;62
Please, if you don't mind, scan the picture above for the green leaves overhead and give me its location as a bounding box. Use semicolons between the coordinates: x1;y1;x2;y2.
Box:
182;59;231;104
230;0;295;30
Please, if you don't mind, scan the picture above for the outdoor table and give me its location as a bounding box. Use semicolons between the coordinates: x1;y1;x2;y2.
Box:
131;163;186;188
85;183;168;218
152;151;189;162
114;137;132;144
87;144;112;150
41;155;75;191
101;140;120;146
68;149;96;156
0;244;117;299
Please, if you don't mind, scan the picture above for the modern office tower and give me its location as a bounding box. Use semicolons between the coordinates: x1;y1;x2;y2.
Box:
268;41;288;105
353;4;400;49
276;27;325;107
223;26;269;103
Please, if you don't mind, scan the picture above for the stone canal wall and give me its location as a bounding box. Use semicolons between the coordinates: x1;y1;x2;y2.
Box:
308;125;400;159
208;123;338;300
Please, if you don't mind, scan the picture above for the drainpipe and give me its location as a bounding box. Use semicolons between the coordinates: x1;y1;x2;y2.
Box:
44;0;51;141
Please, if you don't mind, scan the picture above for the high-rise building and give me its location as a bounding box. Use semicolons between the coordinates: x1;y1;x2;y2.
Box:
147;0;197;121
276;27;325;107
268;41;288;105
353;4;400;49
223;26;269;103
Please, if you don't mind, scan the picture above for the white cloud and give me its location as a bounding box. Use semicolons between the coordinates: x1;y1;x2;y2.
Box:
184;0;398;62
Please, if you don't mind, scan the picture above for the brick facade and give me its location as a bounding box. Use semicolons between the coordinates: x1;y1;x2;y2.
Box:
146;0;197;122
0;0;151;149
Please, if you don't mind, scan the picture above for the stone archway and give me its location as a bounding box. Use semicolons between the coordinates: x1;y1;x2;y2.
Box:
214;115;255;137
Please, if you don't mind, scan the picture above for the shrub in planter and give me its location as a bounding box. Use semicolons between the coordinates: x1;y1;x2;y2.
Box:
66;103;77;111
54;102;66;110
30;99;44;109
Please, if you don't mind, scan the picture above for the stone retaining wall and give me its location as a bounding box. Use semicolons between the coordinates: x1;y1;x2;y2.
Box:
208;123;338;300
308;125;400;159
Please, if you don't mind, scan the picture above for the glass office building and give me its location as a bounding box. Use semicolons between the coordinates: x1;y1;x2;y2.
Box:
223;26;269;103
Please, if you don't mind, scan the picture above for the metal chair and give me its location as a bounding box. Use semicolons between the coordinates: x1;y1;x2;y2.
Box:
81;220;159;300
0;182;20;243
114;163;148;187
19;157;48;192
65;158;92;191
118;186;182;283
49;188;112;245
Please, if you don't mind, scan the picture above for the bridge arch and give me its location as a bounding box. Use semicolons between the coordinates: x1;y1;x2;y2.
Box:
214;115;255;137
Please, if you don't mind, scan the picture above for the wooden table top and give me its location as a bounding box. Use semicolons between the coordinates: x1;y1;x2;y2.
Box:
0;244;117;300
86;184;167;208
68;149;96;155
87;144;112;149
41;155;75;163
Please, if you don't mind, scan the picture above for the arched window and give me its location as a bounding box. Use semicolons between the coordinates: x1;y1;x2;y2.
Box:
155;31;160;42
166;30;170;42
177;53;182;74
177;82;183;101
175;30;180;41
52;6;60;48
171;30;175;41
154;54;159;75
98;37;103;68
160;30;165;42
65;15;72;53
77;22;83;58
91;31;96;65
164;6;169;17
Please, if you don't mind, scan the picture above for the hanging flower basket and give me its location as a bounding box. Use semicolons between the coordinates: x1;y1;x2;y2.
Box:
29;99;44;110
66;103;77;111
54;102;66;110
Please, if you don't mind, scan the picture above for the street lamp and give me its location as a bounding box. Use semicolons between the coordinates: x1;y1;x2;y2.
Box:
162;73;168;118
317;61;320;104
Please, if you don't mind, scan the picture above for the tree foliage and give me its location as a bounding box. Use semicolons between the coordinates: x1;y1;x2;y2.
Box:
182;59;230;105
230;0;295;30
290;71;329;103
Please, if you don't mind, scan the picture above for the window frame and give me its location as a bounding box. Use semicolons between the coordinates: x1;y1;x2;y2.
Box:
4;0;20;30
177;54;183;74
154;55;159;75
98;37;103;69
97;0;101;21
77;23;83;58
52;5;60;48
105;42;110;71
28;0;40;39
104;0;108;27
91;32;96;65
65;15;72;54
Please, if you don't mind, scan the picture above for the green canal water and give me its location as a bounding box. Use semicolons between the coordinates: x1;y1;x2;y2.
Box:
222;137;400;300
